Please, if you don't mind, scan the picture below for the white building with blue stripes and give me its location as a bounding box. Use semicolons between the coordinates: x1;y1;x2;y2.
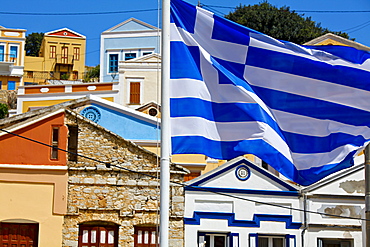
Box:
184;156;365;247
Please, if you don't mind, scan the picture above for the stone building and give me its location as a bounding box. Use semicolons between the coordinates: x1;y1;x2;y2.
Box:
0;101;188;247
63;108;188;247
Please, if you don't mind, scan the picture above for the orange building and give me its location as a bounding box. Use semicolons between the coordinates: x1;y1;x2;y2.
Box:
0;109;68;246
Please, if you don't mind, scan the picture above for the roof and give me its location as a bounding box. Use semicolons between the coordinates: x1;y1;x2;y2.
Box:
304;33;370;52
0;97;188;174
44;27;86;39
102;18;160;33
186;156;300;195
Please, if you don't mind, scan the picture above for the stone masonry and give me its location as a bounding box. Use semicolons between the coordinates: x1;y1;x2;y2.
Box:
63;111;187;247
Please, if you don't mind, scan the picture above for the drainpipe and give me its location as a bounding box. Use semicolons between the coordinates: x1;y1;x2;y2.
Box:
301;193;308;247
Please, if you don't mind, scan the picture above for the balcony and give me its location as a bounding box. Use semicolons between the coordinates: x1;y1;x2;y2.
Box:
0;54;18;75
55;55;74;65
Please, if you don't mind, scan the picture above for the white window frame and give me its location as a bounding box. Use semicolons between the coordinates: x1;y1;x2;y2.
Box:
317;238;353;247
126;77;144;105
106;50;120;75
140;48;155;57
124;51;138;61
9;44;19;64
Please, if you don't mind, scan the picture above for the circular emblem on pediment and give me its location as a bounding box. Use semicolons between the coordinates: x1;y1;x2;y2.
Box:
80;106;101;123
235;165;251;181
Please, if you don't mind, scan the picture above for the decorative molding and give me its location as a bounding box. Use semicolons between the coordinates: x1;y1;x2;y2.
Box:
185;212;302;229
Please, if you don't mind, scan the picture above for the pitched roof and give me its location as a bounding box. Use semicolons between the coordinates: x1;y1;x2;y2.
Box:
44;27;86;39
304;33;370;52
102;18;159;33
0;96;187;175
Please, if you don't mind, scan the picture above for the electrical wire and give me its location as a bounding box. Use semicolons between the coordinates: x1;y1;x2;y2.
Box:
0;126;367;222
0;9;159;16
201;4;370;13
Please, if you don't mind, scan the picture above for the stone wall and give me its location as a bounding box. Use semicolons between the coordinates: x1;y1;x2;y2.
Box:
0;90;16;109
63;112;186;247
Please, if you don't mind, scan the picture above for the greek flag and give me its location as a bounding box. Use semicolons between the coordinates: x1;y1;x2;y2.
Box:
170;0;370;185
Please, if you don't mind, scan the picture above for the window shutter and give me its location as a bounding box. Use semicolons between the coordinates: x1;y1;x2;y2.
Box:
130;82;141;104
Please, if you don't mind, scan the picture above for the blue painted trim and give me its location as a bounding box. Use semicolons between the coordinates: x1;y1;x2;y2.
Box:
188;159;297;191
249;233;296;247
287;234;296;247
185;212;302;229
235;164;251;181
185;186;299;197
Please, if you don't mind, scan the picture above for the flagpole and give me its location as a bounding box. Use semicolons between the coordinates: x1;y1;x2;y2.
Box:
159;0;171;245
365;144;370;246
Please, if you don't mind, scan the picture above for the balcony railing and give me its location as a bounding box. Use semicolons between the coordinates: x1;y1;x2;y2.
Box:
55;54;74;65
0;54;17;64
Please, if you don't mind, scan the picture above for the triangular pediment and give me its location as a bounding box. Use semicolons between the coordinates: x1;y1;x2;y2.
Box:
103;18;159;33
45;28;86;39
187;157;299;194
304;33;370;52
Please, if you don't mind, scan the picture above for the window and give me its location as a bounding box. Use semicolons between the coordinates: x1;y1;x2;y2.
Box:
51;127;59;160
125;53;136;61
250;234;294;247
7;81;16;90
68;125;78;162
109;54;118;73
142;52;152;56
318;238;353;247
198;233;234;247
78;225;118;247
0;223;39;247
73;47;80;61
0;81;2;89
129;81;141;104
61;46;68;63
26;71;33;78
134;226;158;247
0;45;4;61
73;71;78;80
50;45;56;58
10;46;17;63
258;236;285;247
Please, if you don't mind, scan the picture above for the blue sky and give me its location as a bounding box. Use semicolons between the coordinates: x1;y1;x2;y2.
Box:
1;0;369;66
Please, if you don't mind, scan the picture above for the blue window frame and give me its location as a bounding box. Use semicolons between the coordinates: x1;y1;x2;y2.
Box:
124;52;136;61
10;46;18;62
109;54;118;73
249;233;296;247
198;232;238;247
7;81;16;90
0;45;4;62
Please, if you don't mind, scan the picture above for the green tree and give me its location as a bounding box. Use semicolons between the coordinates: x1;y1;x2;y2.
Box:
0;103;8;119
225;1;350;44
25;32;44;56
83;65;100;82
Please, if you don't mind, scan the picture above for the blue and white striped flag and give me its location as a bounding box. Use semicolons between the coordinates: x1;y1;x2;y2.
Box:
170;0;370;185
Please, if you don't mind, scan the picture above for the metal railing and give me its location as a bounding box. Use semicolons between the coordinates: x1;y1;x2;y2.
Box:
55;54;74;64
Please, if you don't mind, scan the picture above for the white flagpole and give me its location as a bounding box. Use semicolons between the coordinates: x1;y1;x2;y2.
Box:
159;0;171;245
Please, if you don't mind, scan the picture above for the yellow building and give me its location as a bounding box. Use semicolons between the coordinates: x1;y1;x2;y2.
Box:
0;25;26;90
304;33;370;52
24;28;86;85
